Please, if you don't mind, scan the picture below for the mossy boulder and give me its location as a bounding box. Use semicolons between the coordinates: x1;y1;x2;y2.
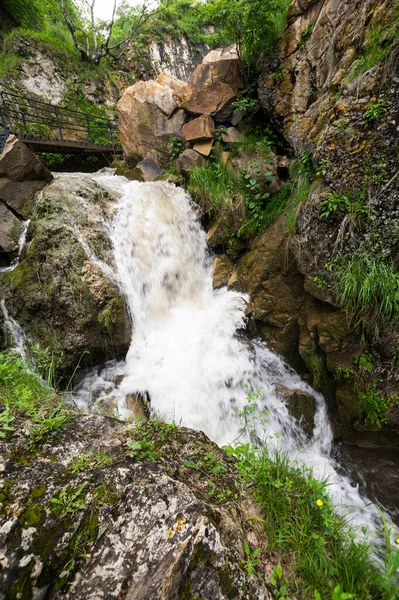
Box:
0;173;131;376
0;411;271;599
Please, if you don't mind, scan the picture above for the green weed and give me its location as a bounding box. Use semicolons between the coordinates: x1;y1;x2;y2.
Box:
70;451;113;474
335;252;399;331
50;482;88;517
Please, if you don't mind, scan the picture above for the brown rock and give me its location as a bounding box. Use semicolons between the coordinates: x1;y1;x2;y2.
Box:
125;154;163;182
126;393;149;421
193;139;214;156
183;115;215;143
117;80;186;167
0;135;52;183
203;44;240;63
0;203;21;254
155;72;190;106
175;149;205;175
231;110;244;126
0;178;46;218
276;384;317;437
212;255;234;288
221;127;242;144
184;82;237;121
189;57;243;94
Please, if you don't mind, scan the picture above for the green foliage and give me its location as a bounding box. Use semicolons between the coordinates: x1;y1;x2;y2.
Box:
346;8;399;82
221;392;399;598
29;407;70;450
300;21;314;48
320;191;375;224
231;95;259;115
358;383;398;428
335;251;399;331
241;541;261;576
320;193;350;218
189;161;237;213
202;0;291;65
126;418;180;462
70;450;113;474
364;100;387;123
168;136;184;161
270;565;292;599
354;351;374;373
0;409;16;439
50;482;88;517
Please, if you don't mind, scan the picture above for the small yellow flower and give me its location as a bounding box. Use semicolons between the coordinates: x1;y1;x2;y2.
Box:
316;499;323;507
396;538;399;545
392;524;397;529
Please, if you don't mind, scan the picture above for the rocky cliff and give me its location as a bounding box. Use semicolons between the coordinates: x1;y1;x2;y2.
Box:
230;0;399;447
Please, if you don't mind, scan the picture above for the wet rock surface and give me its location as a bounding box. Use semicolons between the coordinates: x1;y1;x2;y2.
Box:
0;173;131;376
0;413;271;599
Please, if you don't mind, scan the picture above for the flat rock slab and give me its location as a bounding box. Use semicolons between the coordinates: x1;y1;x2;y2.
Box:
193;139;214;156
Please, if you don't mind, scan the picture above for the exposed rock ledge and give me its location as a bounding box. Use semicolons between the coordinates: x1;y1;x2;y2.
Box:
0;411;271;599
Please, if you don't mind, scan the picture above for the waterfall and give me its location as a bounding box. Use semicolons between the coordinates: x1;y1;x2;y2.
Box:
72;175;391;544
1;299;29;361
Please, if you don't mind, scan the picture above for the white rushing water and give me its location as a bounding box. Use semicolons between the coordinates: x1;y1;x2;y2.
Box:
71;174;392;544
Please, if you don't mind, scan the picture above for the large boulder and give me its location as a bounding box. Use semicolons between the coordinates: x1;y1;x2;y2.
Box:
0;134;52;183
0;203;21;255
0;137;53;264
189;45;244;94
117;78;187;168
184;81;237;121
0;173;131;376
0;414;271;599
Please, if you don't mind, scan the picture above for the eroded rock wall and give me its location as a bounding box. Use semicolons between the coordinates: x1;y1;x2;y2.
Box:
226;0;399;447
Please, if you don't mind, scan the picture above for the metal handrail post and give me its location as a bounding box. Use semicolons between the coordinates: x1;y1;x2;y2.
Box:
54;106;64;142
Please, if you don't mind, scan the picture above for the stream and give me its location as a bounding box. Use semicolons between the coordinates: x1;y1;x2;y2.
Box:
1;172;398;548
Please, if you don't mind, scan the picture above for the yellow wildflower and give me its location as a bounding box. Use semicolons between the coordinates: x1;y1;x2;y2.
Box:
396;538;399;545
316;499;323;507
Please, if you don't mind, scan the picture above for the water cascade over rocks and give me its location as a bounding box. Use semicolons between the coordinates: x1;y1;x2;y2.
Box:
70;173;396;545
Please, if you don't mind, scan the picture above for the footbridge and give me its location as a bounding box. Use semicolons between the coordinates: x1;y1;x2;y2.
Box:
0;90;122;155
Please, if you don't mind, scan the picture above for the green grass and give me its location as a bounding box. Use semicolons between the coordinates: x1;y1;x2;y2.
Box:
0;50;22;78
335;252;399;331
224;442;399;599
189;161;239;213
0;351;71;448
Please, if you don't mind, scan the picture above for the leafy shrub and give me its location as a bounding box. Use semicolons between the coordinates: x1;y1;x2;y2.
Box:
364;100;387;123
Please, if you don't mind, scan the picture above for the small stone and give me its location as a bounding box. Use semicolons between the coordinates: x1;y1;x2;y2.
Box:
175;149;205;175
193;139;214;156
221;127;242;144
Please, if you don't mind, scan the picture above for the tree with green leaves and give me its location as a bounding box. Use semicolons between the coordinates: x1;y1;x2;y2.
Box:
203;0;291;65
60;0;167;64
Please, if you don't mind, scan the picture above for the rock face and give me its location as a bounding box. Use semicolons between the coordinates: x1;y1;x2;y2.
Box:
252;0;399;447
0;173;131;375
0;413;271;599
117;78;187;167
0;136;53;264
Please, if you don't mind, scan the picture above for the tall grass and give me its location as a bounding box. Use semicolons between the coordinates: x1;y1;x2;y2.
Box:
335;252;399;331
225;399;399;599
284;155;314;233
188;162;239;213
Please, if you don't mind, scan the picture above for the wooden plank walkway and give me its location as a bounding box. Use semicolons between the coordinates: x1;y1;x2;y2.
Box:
0;90;122;155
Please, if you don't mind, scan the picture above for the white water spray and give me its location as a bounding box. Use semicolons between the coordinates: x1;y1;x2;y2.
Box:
72;176;392;543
